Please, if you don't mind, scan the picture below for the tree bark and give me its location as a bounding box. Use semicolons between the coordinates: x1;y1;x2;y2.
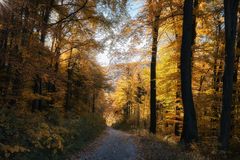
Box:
231;16;240;134
150;15;160;134
220;0;239;150
180;0;198;144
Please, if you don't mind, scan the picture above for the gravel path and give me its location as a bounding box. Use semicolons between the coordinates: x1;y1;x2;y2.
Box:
72;128;137;160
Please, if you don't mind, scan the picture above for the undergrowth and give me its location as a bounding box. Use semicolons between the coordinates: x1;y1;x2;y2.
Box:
0;107;106;160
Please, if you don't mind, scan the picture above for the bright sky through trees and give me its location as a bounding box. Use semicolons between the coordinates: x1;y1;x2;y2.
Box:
0;0;7;7
97;0;144;66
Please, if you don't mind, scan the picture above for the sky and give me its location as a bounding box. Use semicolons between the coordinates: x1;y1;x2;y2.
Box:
96;0;144;66
0;0;8;10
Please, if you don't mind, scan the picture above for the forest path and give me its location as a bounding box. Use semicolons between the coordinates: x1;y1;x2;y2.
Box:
72;127;137;160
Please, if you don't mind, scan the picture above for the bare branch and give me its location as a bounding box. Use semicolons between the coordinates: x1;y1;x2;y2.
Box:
49;0;88;26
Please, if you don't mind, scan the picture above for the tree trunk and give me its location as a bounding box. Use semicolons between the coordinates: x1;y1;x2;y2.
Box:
211;21;223;136
180;0;198;144
231;16;240;134
220;0;239;150
40;0;54;44
168;1;182;136
65;48;73;111
150;15;160;134
32;75;43;111
92;90;96;113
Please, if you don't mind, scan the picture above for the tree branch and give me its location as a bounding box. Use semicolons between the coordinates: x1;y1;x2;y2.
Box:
49;0;88;26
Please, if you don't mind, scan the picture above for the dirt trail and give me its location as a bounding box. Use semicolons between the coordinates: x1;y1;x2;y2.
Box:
72;128;137;160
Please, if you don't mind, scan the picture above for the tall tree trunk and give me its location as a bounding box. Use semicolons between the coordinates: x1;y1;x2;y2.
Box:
150;15;160;134
0;29;8;67
180;0;198;144
211;19;223;137
0;27;9;106
213;20;222;93
168;0;182;136
220;0;239;150
65;48;73;111
40;0;54;44
231;16;240;134
92;90;95;113
137;103;140;128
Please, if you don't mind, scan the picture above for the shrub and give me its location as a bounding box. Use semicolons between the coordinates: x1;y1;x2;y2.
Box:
112;119;133;131
0;108;106;160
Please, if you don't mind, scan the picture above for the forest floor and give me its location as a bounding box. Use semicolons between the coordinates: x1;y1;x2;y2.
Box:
70;127;207;160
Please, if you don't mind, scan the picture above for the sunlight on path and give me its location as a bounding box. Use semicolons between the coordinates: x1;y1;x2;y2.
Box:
72;128;137;160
